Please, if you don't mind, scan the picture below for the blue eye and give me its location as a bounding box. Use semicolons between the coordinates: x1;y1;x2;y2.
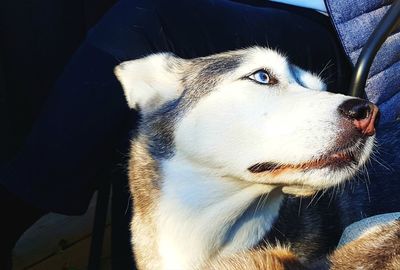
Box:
248;70;272;85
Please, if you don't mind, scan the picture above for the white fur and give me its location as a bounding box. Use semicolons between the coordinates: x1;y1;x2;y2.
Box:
157;154;283;270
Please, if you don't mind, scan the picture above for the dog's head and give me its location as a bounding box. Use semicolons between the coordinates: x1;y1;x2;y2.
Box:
115;47;378;193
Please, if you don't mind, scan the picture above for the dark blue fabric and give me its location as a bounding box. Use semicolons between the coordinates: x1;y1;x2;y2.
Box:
325;0;400;123
0;44;133;214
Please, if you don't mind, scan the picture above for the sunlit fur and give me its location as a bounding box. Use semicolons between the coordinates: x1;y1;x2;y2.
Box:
115;47;376;270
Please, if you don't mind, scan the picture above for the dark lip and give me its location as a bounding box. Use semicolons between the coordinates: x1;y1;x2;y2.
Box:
248;145;360;174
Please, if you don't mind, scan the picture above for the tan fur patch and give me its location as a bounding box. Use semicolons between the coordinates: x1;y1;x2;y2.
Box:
330;220;400;270
281;185;318;197
129;137;162;270
204;246;306;270
129;137;160;216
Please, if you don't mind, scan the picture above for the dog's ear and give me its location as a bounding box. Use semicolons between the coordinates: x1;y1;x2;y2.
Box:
114;53;187;113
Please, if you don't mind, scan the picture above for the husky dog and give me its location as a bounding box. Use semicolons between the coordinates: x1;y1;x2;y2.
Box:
115;47;400;270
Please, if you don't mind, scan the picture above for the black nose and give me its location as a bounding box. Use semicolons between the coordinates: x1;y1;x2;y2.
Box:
338;99;380;136
338;99;372;120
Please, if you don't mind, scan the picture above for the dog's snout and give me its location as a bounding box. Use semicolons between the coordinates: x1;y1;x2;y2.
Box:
338;99;379;136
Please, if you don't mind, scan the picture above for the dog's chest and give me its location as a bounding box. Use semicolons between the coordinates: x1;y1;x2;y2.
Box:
155;160;283;269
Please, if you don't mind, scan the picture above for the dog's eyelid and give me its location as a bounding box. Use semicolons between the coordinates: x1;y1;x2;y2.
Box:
246;67;271;77
241;68;279;85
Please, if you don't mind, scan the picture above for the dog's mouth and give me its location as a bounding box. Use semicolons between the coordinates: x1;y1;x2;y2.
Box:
248;145;360;174
247;146;361;197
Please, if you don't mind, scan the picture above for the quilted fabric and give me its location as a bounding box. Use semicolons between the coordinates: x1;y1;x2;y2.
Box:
325;0;400;123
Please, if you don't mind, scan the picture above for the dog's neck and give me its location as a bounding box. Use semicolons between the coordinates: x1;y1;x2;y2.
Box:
156;154;284;270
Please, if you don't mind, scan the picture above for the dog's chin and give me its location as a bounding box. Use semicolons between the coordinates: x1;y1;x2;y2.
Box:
248;137;374;197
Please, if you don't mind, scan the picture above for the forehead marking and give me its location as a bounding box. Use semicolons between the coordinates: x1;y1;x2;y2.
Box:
198;56;243;77
144;55;243;160
181;56;243;107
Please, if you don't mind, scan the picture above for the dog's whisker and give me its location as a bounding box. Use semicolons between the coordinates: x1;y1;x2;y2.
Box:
370;142;394;171
370;153;393;172
298;196;303;217
252;193;268;218
317;59;333;78
315;188;329;206
271;225;286;238
306;191;319;209
328;185;338;207
125;195;132;215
